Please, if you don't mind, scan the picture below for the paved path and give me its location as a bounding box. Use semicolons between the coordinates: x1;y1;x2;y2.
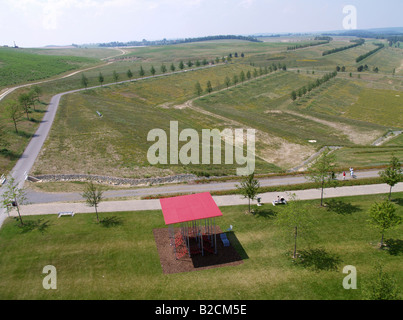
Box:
25;169;381;204
11;182;403;218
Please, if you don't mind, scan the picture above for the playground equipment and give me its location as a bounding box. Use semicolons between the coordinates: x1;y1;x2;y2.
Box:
160;192;223;260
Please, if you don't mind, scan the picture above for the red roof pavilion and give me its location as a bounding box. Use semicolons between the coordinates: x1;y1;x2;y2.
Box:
160;192;223;225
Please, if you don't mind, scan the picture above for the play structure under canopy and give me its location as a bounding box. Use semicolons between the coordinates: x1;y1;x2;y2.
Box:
160;192;223;259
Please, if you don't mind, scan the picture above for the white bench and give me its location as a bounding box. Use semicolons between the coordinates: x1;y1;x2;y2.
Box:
58;211;75;218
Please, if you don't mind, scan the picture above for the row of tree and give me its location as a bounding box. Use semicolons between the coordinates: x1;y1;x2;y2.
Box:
194;63;287;96
97;35;262;47
3;86;43;134
80;55;249;89
355;43;385;63
287;40;329;51
357;64;380;73
322;38;365;56
290;71;337;101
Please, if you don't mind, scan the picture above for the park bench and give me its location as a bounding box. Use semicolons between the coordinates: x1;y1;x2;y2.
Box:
220;233;230;247
58;211;75;218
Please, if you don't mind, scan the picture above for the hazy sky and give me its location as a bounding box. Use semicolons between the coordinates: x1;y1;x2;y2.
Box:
1;0;402;47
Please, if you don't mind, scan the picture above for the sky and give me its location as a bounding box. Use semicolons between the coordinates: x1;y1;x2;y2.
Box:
0;0;402;48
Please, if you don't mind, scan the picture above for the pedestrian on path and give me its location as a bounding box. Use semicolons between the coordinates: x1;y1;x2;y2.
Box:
343;171;346;180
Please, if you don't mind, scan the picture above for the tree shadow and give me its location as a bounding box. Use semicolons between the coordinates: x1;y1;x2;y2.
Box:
100;216;124;228
296;248;342;272
384;239;403;256
0;148;22;160
325;199;361;215
16;218;50;234
253;206;277;219
391;198;403;207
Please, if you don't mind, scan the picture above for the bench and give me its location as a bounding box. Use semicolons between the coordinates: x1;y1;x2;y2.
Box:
58;211;75;218
220;233;230;247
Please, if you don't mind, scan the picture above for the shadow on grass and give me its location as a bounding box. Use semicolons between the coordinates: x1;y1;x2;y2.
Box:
295;248;342;272
16;218;50;234
100;216;124;228
0;148;22;160
226;231;249;260
325;199;361;215
384;239;403;256
391;198;403;207
253;206;277;219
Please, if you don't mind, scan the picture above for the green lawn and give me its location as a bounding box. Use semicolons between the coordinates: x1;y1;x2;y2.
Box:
0;193;401;300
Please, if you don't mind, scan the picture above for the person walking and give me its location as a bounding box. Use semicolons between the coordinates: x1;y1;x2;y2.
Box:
343;171;346;180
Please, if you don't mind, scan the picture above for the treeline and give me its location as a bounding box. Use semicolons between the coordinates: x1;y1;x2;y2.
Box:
322;38;365;56
314;36;333;41
355;43;384;63
287;40;329;51
387;35;403;46
290;71;337;101
98;35;262;47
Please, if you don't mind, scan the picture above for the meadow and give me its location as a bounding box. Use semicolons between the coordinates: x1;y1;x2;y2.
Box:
0;193;401;299
1;37;402;178
0;47;98;88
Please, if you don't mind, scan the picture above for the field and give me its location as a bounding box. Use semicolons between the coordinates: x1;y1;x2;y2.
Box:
1;37;403;178
0;47;98;88
0;193;401;299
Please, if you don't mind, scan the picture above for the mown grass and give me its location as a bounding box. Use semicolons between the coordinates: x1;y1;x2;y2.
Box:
0;192;401;300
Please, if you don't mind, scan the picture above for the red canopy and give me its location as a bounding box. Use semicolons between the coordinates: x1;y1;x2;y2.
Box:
160;192;223;225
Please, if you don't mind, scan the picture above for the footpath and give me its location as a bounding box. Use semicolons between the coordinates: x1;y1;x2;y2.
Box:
5;182;402;219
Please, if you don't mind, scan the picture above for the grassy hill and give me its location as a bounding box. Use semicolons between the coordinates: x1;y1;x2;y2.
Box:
0;47;98;88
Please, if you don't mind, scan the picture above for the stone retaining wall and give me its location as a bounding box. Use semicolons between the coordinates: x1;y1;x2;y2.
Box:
32;173;199;187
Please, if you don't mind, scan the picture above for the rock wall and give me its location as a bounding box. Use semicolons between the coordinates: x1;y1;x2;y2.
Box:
32;173;199;187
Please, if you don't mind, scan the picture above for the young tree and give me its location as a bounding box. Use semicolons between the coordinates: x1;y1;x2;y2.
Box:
32;85;42;103
150;66;156;76
232;74;239;85
139;66;145;77
379;155;402;200
98;72;104;86
81;181;104;223
1;177;27;226
187;60;193;68
113;70;119;83
18;93;32;120
179;61;185;70
81;73;89;89
160;64;167;73
290;90;297;101
127;69;133;80
275;193;311;259
240;71;245;83
246;70;251;80
363;264;401;300
5;100;24;133
368;200;401;249
206;80;213;93
236;172;260;214
306;147;337;206
224;76;231;88
170;63;176;72
195;81;203;96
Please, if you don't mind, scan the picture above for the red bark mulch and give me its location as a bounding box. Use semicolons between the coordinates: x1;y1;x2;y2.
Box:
153;227;244;274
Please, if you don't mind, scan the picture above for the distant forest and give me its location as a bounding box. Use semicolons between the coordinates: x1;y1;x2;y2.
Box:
97;35;262;47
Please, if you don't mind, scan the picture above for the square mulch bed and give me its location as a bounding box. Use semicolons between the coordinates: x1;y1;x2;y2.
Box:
153;227;244;274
